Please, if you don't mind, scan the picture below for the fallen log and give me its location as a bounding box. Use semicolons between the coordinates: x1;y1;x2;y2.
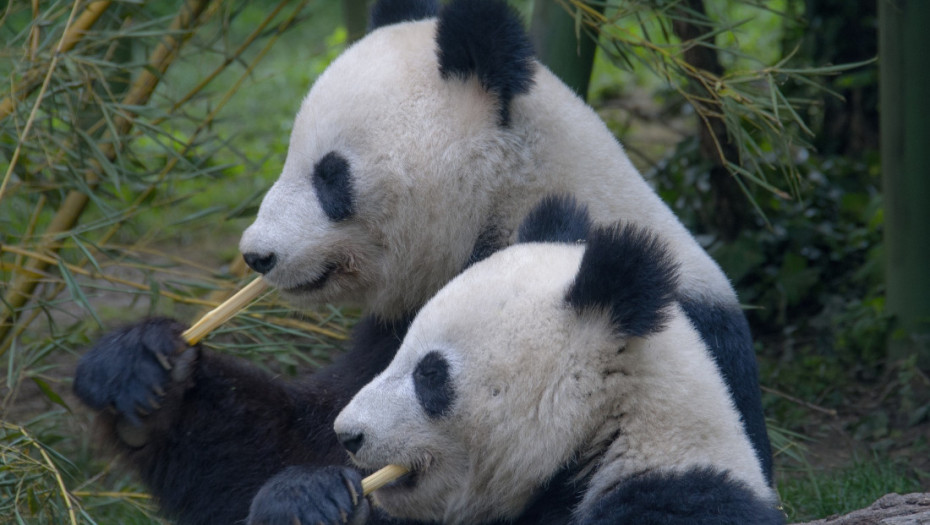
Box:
791;493;930;525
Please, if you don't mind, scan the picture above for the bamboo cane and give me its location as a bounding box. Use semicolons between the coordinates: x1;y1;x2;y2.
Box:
181;277;268;345
362;464;409;495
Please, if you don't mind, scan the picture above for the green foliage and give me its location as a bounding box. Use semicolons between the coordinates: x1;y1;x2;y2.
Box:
571;0;872;210
652;137;887;384
0;1;347;522
644;96;927;523
778;457;925;521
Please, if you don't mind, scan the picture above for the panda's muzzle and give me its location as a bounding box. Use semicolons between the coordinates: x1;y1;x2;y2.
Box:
337;432;422;490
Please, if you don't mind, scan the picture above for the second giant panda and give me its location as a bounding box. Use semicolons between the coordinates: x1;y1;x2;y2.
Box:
248;196;784;525
73;1;771;523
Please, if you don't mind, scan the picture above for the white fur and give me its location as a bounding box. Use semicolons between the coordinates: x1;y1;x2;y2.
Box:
335;243;774;524
239;19;734;318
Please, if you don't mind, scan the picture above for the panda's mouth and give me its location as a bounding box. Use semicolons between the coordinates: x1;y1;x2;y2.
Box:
284;262;338;294
377;467;419;492
363;457;431;494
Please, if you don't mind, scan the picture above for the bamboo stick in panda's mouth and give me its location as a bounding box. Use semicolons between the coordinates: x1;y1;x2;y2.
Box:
361;464;410;495
181;277;268;345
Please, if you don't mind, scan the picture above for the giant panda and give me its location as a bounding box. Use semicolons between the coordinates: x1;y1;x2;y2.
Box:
247;196;784;525
73;1;771;524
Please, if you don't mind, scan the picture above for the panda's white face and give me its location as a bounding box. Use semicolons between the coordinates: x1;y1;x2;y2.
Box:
239;20;510;315
334;243;617;523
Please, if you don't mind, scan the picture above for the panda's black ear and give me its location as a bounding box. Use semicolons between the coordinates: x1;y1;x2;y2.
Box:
566;224;680;338
518;194;591;244
436;0;535;126
369;0;439;32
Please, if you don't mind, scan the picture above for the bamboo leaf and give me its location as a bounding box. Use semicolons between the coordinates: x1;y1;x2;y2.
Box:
57;260;102;329
30;377;71;413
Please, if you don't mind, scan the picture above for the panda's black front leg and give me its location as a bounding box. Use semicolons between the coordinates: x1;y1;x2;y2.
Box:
248;465;370;525
73;317;344;525
73;317;198;447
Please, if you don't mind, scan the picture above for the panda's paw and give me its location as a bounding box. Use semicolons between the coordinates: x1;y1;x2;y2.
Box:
73;317;197;430
248;465;368;525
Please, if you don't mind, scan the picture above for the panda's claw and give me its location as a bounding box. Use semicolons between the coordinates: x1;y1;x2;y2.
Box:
73;317;194;426
154;350;172;371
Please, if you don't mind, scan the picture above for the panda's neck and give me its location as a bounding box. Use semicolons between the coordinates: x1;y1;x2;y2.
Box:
485;461;590;525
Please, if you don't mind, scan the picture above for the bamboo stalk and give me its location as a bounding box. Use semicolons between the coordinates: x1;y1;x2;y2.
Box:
361;465;409;495
181;278;268;345
0;0;212;343
0;0;113;123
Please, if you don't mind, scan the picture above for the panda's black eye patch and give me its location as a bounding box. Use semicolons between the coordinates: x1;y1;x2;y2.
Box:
413;351;455;419
312;151;355;221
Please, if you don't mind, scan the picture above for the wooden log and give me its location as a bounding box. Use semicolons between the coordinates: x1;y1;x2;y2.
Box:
790;493;930;525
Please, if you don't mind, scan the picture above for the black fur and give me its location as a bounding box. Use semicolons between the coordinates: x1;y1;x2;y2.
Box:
256;462;588;525
436;0;535;126
678;299;774;484
73;314;410;525
567;225;680;338
73;317;191;426
413;351;455;418
466;222;507;268
576;467;785;525
517;194;591;244
312;151;355;221
369;0;439;31
248;465;365;525
498;462;588;525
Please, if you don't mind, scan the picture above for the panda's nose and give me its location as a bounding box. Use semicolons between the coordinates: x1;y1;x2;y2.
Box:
242;252;277;274
337;432;365;455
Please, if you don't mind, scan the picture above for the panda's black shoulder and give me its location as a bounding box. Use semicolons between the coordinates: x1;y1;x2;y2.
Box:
577;467;785;525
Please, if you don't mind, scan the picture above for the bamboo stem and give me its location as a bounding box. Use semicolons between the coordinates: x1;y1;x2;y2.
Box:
0;0;112;123
181;278;268;345
361;465;409;495
0;0;212;343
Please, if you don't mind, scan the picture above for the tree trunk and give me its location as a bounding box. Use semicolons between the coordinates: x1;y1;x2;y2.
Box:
879;0;930;372
800;0;878;156
790;492;930;525
529;1;603;101
344;0;368;44
670;0;752;241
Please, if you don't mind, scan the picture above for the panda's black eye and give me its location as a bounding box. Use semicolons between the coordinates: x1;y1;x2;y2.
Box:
413;351;455;419
312;151;355;221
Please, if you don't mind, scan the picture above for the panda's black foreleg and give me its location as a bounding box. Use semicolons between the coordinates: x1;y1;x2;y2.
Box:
247;465;369;525
247;464;432;525
73;317;346;525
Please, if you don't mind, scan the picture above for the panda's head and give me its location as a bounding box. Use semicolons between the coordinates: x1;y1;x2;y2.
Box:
334;196;681;523
238;0;535;316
